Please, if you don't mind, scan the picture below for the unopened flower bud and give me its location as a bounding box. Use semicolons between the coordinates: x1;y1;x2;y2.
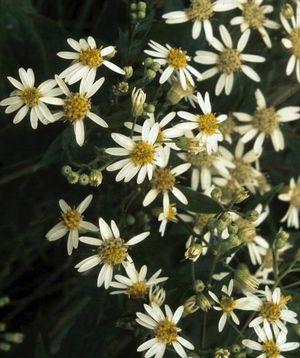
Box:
215;348;230;358
217;219;227;232
144;57;153;67
281;3;294;18
0;343;11;351
276;229;290;249
208;217;218;231
123;66;133;79
145;69;156;80
130;3;137;11
234;264;259;292
89;170;103;187
0;323;6;332
166;79;194;105
137;1;147;11
245;209;259;222
149;286;165;306
137;11;146;19
185;244;203;262
4;333;24;344
194;280;205;292
228;224;238;235
116;81;129;95
231;344;241;353
235;353;247;358
0;296;10;307
67;171;79;184
183;296;199;316
79;173;90;186
211;187;222;202
295;248;300;261
219;235;242;255
144;103;155;113
61;165;72;176
126;214;136;225
197;292;212;312
234;187;249;203
131;87;146;117
130;12;137;21
151;62;161;72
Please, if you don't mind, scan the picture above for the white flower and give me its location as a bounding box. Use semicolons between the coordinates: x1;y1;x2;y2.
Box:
278;176;300;229
233;204;269;265
177;92;227;153
136;303;194;358
75;218;149;289
124;112;182;150
110;263;168;299
143;147;191;212
162;0;237;41
0;68;62;128
230;0;280;48
54;74;108;146
57;36;124;84
106;120;162;184
235;89;300;153
208;280;250;332
246;286;298;333
214;141;261;195
242;324;300;357
194;25;265;96
144;40;202;90
46;194;98;255
280;3;300;82
149;286;166;307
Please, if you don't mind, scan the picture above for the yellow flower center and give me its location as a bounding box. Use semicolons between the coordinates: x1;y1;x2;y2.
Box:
260;295;291;323
157;129;165;143
220;296;236;313
79;47;103;68
235;218;256;243
20;87;41;107
168;48;188;69
64;93;91;122
262;340;280;357
198;113;219;135
130;141;156;166
186;0;214;22
290;27;300;59
156;320;178;344
187;151;215;168
291;184;300;208
165;204;178;222
152;168;175;191
61;208;82;230
243;1;266;29
252;107;278;135
231;159;254;186
127;281;148;300
218;49;242;74
195;213;214;231
99;238;128;266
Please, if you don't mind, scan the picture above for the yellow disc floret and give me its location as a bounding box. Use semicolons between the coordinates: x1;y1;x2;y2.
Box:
218;49;242;74
152;168;175;191
61;208;82;230
99;238;128;266
168;48;188;69
290;27;300;59
243;1;266;29
186;0;214;22
198;113;219;135
20;87;41;107
127;281;148;300
262;341;280;358
130;141;155;166
156;320;179;344
64;93;91;122
79;47;103;68
220;296;236;313
252;107;278;135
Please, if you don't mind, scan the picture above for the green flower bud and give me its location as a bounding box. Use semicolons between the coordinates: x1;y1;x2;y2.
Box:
144;103;155;113
61;165;72;176
126;215;136;225
276;230;289;249
295;248;300;262
208;217;218;231
245;209;259;222
183;296;199;316
0;296;10;307
234;187;249;203
130;12;137;21
89;170;103;187
234;264;259;293
185;244;203;262
0;342;11;351
215;348;230;358
193;280;205;292
281;4;294;18
231;344;241;353
123;66;133;79
137;1;147;11
145;69;156;80
144;57;153;67
67;172;79;184
151;62;161;72
131;87;146;117
137;10;146;19
79;174;90;186
235;353;247;358
222;212;232;225
197;292;212;312
4;333;24;344
130;3;137;11
228;224;238;235
0;323;6;332
217;219;227;232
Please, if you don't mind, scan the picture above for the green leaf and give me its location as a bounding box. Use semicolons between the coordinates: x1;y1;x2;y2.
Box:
177;186;223;213
245;183;284;210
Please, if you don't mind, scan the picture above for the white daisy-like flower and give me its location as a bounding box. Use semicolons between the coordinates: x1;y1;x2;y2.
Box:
110;263;168;300
280;3;300;82
235;89;300;153
194;25;265;96
278;176;300;229
243;324;300;357
143;147;191;212
0;68;62;129
144;40;202;90
46;194;98;256
162;0;237;41
106;120;163;184
124;112;182;150
177;92;227;153
178;140;235;191
230;0;280;48
54;74;108;146
208;279;251;332
57;36;125;84
75;218;149;289
136;303;194;358
233;204;269;265
214;141;261;195
246;286;298;333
